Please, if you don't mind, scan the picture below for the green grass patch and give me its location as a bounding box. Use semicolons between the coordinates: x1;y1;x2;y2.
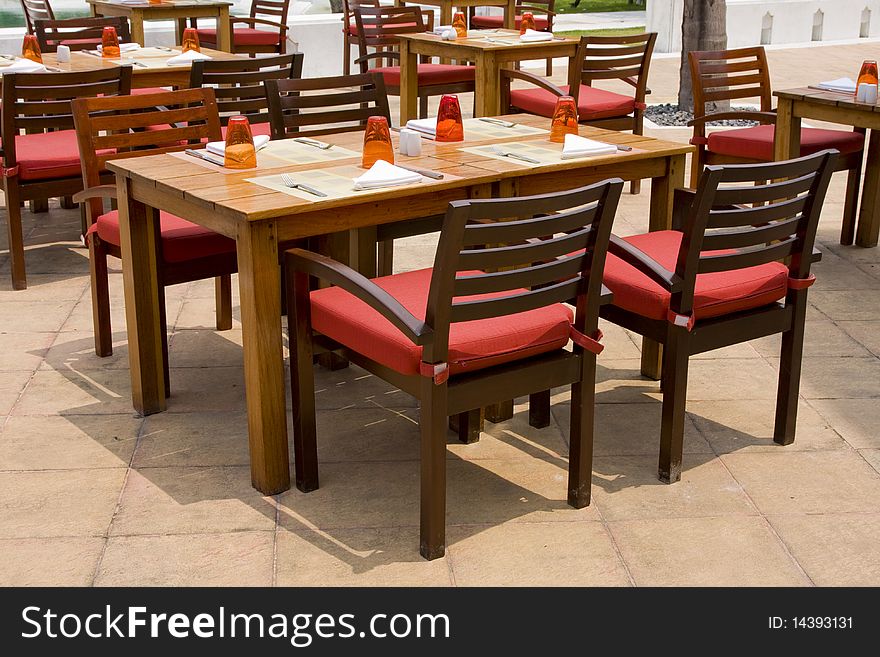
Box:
555;0;646;15
0;9;90;29
554;26;646;37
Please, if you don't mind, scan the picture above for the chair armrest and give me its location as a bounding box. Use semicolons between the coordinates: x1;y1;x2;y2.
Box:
500;69;566;96
608;234;681;293
286;248;433;346
688;111;777;127
354;51;401;67
230;17;288;33
73;184;117;204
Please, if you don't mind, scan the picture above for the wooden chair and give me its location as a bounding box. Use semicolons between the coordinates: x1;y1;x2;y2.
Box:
34;16;131;52
284;178;623;559
190;53;303;139
501;32;656;194
341;0;379;76
468;1;557;75
1;67;132;290
20;0;53;34
193;0;291;56
689;47;865;245
600;151;837;484
71;88;237;375
354;5;475;119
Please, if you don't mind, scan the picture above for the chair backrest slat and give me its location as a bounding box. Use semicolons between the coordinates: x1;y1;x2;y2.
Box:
454;252;587;296
35;16;131;52
251;0;291;20
707;195;809;229
461;205;599;246
450;279;583;323
457;227;593;271
20;0;54;34
353;5;432;69
689;47;773;118
697;237;798;274
712;171;817;206
701;215;803;251
570;32;656;91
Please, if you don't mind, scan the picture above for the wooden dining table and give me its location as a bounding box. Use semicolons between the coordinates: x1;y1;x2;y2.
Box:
107;114;692;495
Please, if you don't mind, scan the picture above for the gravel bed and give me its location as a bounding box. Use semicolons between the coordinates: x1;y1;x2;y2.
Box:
646;103;761;127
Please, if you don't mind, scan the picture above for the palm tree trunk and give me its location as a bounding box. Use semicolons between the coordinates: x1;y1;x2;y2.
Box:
679;0;728;111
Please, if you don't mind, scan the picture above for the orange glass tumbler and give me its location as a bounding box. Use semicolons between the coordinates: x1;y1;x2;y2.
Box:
520;12;536;34
101;26;120;58
452;12;467;38
224;116;257;169
856;60;879;102
21;34;42;63
549;95;578;142
181;27;201;53
435;94;464;142
362;116;394;168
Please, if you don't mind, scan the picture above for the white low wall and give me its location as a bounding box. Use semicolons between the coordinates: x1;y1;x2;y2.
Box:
649;0;880;52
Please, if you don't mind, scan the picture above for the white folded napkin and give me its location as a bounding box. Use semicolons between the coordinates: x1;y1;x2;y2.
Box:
166;50;212;65
206;134;269;156
98;42;140;54
817;77;857;93
432;25;454;35
520;29;552;43
353;159;422;190
561;134;617;159
0;58;47;73
405;117;437;136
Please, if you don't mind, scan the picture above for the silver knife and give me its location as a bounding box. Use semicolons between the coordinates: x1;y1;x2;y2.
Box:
185;149;225;166
292;137;332;150
479;117;517;128
395;164;444;180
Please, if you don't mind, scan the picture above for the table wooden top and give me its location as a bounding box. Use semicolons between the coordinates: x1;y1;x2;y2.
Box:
40;47;242;75
399;29;579;52
108;114;693;228
86;0;232;9
775;86;880;114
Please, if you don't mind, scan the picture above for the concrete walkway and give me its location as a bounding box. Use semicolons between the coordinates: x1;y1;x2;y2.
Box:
554;10;646;31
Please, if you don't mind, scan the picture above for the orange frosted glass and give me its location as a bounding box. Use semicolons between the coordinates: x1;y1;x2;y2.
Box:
181;27;200;53
857;60;878;87
101;26;120;58
452;12;467;37
21;34;42;64
148;0;162;4
520;12;536;34
435;95;464;142
549;96;578;142
362;116;394;168
224;116;257;169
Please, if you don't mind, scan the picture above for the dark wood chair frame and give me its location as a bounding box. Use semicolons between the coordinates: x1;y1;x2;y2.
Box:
599;151;837;484
341;0;379;77
20;0;53;34
688;46;864;245
284;178;624;559
353;5;476;120
1;67;132;290
191;0;291;57
71;87;236;382
34;15;132;52
467;0;557;76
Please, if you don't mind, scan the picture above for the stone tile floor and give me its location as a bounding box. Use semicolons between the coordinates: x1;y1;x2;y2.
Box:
2;41;880;587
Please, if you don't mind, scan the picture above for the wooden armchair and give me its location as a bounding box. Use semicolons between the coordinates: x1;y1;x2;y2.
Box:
1;68;131;290
600;151;837;484
71;88;237;381
469;0;557;75
20;0;53;34
688;46;865;245
194;0;291;56
34;16;131;52
284;179;623;559
341;0;379;76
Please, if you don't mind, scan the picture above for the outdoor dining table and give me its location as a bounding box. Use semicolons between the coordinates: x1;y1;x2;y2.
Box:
397;30;579;123
86;0;234;52
107;113;693;495
394;0;517;30
40;47;242;88
774;86;880;247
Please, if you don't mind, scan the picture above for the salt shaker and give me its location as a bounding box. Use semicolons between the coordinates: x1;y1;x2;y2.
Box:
56;45;71;63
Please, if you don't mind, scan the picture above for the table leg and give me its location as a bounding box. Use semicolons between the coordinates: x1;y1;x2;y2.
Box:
399;39;419;124
216;7;233;53
130;10;146;47
773;97;801;162
642;153;686;379
474;51;500;117
237;221;291;495
856;130;880;247
504;0;516;29
118;178;166;415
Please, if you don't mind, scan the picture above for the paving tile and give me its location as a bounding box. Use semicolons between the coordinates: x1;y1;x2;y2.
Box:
164;367;247;413
0;537;104;586
684;357;781;401
446;404;570;461
836;321;880;356
722;449;880;515
0;274;89;302
775;356;880;399
0;300;76;333
750;319;871;358
0;332;53;371
609;516;810;586
95;531;274;586
276;527;453;586
168;329;245;368
110;467;276;536
810;250;880;290
12;368;135;416
808;399;880;449
0;370;32;415
447;522;631;586
312;364;419;410
136;411;252;468
594;359;662;404
860;449;880;476
808;290;880;321
175;297;241;331
42;332;133;371
0;469;125;538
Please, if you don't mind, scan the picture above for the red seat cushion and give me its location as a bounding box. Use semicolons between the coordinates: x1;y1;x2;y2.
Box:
603;231;789;322
470;14;550;30
707;124;865;161
510;84;636;121
196;27;281;46
310;267;575;377
11;130;113;181
373;63;475;87
87;210;235;263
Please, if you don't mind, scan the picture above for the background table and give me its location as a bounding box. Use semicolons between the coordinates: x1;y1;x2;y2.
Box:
774;87;879;247
108;114;692;495
398;30;579;123
86;0;234;52
395;0;516;29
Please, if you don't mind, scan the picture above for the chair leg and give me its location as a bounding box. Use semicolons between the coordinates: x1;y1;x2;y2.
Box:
545;57;552;77
450;408;483;444
4;183;27;290
629;114;644;195
774;294;808;445
485;399;514;423
658;329;689;484
158;287;171;399
419;377;448;560
288;268;320;492
528;390;551;428
214;274;233;330
419;94;429;119
29;198;48;214
568;353;598;508
89;239;113;357
377;239;394;277
60;195;76;210
343;38;350;76
840;166;861;246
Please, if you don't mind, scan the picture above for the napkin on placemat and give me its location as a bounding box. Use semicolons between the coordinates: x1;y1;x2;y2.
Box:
166;50;212;65
353;159;422;190
98;42;141;54
405;117;437;137
205;135;270;157
816;77;857;93
561;134;617;159
520;29;553;43
0;58;47;73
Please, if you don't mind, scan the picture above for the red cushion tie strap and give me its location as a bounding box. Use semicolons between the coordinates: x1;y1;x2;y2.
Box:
569;326;604;355
419;361;449;385
667;309;695;332
788;274;816;290
2;165;19;178
634;101;647;111
689;136;709;146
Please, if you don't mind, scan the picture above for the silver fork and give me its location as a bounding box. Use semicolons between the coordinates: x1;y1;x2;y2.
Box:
292;137;332;150
489;145;539;164
280;174;327;197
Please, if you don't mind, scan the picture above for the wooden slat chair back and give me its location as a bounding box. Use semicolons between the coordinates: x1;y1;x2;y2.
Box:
192;0;292;56
341;0;380;75
353;5;431;69
284;179;624;559
20;0;54;34
34;15;131;52
190;53;303;128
